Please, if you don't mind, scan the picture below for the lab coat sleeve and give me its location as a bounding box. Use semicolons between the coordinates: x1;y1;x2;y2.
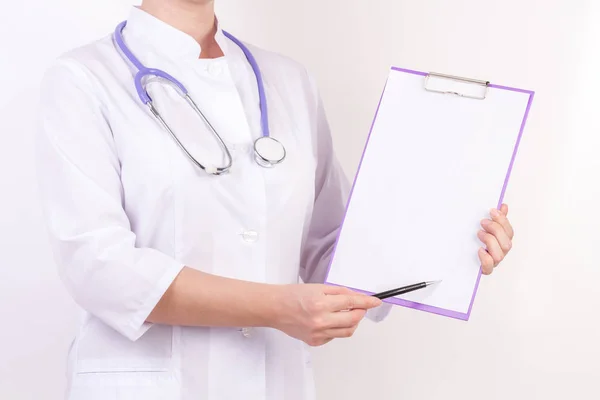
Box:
299;75;392;322
35;60;185;341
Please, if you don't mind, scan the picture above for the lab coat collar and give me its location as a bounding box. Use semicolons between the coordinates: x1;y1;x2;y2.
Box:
126;6;230;61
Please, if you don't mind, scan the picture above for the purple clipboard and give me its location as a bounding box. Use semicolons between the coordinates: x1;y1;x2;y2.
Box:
323;67;535;320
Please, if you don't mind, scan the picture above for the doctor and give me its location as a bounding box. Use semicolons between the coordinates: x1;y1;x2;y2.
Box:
36;0;515;399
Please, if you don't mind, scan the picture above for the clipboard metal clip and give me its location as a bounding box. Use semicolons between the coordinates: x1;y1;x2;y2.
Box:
424;72;490;100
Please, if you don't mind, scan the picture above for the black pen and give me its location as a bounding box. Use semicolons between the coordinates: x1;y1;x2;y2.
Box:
372;280;441;300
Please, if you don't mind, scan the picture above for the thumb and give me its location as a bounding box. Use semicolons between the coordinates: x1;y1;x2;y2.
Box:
500;203;509;216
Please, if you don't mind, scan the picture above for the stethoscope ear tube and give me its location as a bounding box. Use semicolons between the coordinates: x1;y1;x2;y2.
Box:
114;20;285;175
147;101;232;175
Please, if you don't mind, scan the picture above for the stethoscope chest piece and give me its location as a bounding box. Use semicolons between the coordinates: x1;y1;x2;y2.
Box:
254;136;286;168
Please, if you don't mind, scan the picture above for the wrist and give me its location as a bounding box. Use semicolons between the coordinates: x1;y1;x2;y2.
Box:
260;284;288;329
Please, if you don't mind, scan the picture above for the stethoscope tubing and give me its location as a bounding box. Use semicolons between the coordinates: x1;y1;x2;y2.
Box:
113;20;284;175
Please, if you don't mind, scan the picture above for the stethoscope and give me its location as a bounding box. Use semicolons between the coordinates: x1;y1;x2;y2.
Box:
113;21;286;175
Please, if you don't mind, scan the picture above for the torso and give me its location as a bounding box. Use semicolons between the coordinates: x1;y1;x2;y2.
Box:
61;21;321;400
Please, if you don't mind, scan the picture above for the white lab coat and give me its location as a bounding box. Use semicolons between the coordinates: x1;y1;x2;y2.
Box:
36;7;390;400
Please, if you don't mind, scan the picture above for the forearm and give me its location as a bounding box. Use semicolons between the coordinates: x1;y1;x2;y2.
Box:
147;267;284;328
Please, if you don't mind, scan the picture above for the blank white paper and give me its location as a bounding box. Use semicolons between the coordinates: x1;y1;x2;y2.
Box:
325;68;532;318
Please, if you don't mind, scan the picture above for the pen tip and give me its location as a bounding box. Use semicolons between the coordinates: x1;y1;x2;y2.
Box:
426;280;442;286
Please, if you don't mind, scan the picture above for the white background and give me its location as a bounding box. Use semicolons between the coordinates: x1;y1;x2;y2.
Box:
1;1;598;399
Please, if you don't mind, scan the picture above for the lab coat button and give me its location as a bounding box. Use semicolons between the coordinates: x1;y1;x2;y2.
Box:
241;327;252;338
241;230;259;243
208;63;223;76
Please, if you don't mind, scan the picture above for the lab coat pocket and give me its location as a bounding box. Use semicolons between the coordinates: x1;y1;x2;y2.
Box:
74;317;173;374
69;371;178;400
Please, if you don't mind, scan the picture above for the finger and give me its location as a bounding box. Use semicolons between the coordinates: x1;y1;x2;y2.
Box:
306;337;333;347
500;203;509;216
481;218;512;252
325;294;382;312
322;284;354;295
478;247;495;275
325;325;359;339
477;230;505;264
324;309;366;329
489;208;514;240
